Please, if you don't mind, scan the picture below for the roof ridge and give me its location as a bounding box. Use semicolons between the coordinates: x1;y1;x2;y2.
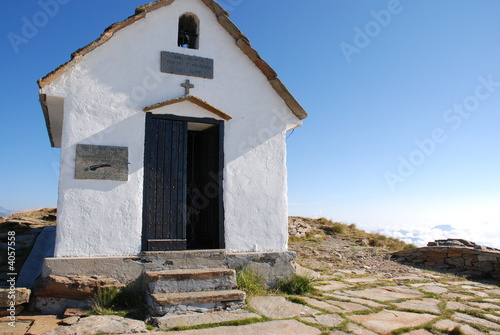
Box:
135;0;175;15
37;0;307;120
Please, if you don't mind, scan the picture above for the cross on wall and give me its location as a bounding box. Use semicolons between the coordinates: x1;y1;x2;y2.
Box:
181;79;194;95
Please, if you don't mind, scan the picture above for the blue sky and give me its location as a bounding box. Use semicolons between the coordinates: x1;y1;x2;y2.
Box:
1;0;499;247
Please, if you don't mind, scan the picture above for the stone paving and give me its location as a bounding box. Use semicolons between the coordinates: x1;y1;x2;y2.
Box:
1;270;500;334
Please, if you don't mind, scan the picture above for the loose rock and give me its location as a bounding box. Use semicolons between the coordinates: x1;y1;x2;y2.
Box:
43;315;149;335
248;296;319;319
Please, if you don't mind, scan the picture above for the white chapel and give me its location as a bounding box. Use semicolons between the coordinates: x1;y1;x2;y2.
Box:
39;0;307;258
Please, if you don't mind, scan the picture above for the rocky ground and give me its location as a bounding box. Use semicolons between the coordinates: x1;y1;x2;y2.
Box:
0;214;499;334
0;209;56;286
288;217;424;279
287;217;499;281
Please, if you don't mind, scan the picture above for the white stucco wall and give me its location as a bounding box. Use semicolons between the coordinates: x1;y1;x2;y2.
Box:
41;0;302;257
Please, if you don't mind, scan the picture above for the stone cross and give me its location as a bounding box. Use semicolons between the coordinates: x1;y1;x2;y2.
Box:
181;79;194;95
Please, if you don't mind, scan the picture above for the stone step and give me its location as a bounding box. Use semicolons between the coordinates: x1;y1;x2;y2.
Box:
146;268;237;294
150;289;246;307
142;250;227;270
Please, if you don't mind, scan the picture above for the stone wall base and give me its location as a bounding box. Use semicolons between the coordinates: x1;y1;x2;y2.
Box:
393;246;500;280
33;250;296;314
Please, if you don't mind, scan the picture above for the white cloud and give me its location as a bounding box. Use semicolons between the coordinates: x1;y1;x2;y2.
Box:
375;222;500;249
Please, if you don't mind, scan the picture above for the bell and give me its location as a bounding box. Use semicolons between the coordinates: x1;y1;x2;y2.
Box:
178;33;190;48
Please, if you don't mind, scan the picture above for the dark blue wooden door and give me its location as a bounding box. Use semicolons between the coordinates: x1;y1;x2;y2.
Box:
143;113;188;251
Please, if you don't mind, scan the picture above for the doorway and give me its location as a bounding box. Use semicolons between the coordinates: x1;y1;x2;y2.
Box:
142;113;224;251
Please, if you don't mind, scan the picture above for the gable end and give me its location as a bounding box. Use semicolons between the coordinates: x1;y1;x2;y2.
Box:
37;0;307;120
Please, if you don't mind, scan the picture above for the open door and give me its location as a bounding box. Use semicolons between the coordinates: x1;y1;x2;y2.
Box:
142;113;224;251
142;115;188;251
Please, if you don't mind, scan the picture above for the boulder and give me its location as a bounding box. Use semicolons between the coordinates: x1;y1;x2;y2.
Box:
0;287;30;316
0;287;30;307
33;275;124;300
293;263;321;279
33;296;92;315
43;315;149;334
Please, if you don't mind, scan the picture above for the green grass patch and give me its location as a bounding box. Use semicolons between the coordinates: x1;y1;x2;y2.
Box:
392;327;417;335
346;281;393;291
460;308;486;319
290;231;326;244
90;286;146;320
236;268;267;295
276;275;316;295
421;291;442;299
313;282;330;286
167;317;267;331
321;222;345;235
287;296;307;305
333;319;350;332
438;299;449;315
92;286;121;309
348;307;383;316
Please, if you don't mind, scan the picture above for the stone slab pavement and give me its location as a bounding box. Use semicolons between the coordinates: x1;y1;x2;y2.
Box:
144;320;321;335
2;269;500;334
248;295;319;319
152;310;261;329
348;310;437;334
0;315;59;335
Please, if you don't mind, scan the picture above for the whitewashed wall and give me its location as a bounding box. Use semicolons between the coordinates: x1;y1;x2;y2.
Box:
41;0;302;257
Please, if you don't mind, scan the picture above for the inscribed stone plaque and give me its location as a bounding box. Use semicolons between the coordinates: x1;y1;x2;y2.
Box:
161;51;214;79
75;144;128;181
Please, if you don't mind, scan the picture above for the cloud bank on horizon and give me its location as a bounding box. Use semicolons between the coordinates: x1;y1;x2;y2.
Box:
0;206;13;217
377;222;500;250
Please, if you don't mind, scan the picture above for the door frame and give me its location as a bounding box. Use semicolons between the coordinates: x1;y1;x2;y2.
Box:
142;112;225;251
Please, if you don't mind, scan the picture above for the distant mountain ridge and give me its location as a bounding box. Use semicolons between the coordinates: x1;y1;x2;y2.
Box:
0;206;12;217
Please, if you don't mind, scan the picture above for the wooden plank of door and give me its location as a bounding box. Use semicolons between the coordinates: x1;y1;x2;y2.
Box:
162;120;173;239
143;114;158;249
179;121;188;241
170;121;188;241
155;120;167;239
